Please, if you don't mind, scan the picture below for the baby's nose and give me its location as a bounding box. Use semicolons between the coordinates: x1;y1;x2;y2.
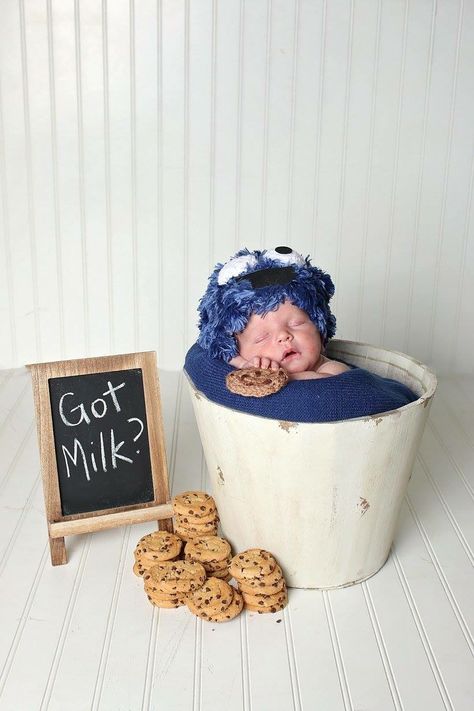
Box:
278;331;293;342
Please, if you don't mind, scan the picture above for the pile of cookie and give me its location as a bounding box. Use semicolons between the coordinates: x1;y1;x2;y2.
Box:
144;559;206;609
172;491;219;541
133;530;182;578
229;548;288;614
133;490;288;622
137;535;243;623
184;535;232;582
185;575;243;622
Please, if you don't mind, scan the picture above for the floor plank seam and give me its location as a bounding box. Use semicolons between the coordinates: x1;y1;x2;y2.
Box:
0;420;35;494
434;384;474;448
415;452;474;566
362;581;404;711
0;545;49;698
39;536;92;711
90;526;131;711
322;590;352;711
0;371;14;391
392;551;453;711
0;473;41;577
452;379;474;410
404;494;474;654
426;418;474;499
0;379;30;434
283;605;303;711
193;616;202;711
241;611;252;711
140;604;159;710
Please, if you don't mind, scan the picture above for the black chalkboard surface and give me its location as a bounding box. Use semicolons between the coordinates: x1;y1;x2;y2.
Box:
29;352;173;566
48;368;154;516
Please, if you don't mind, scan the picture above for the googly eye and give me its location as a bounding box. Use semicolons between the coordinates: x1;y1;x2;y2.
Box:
217;253;259;285
264;246;305;267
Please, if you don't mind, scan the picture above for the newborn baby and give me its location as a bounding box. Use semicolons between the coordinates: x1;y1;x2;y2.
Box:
188;245;418;417
229;299;349;380
197;245;349;381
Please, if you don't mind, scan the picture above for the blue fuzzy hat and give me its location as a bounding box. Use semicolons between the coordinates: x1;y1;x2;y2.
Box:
197;246;337;363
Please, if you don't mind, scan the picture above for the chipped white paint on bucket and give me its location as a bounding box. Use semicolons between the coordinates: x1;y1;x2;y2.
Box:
186;340;437;589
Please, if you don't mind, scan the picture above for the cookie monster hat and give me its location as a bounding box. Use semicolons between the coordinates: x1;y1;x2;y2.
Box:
197;246;337;362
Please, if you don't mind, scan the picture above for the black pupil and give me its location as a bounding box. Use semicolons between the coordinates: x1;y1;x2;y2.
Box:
275;246;292;254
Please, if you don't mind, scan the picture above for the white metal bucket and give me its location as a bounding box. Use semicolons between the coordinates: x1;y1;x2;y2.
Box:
186;340;437;589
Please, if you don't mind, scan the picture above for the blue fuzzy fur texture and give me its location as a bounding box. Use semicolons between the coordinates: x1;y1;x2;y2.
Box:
197;248;337;362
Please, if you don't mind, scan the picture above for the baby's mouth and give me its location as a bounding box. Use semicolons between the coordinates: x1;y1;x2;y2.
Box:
282;349;299;363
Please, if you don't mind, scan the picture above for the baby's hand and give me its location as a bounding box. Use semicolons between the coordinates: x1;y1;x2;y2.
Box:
249;356;281;371
229;355;281;371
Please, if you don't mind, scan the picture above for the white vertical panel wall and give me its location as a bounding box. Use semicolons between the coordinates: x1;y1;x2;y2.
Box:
0;0;473;374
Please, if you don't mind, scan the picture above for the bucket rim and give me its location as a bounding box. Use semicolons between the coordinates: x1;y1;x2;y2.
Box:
185;339;437;427
327;339;437;396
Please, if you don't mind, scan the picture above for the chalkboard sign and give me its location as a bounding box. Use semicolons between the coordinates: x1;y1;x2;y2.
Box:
28;352;174;566
48;368;154;516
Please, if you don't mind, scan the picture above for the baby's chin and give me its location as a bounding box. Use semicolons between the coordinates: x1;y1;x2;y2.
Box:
281;353;319;374
284;365;309;374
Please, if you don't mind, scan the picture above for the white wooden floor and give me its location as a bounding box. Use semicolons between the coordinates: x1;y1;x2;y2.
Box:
0;367;473;711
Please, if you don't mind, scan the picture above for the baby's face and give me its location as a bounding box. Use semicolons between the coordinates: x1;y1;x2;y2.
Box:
236;300;323;374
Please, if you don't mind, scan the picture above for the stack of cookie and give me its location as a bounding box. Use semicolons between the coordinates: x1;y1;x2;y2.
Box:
185;576;243;623
172;491;219;541
134;490;290;621
229;548;288;614
133;530;183;577
184;536;232;581
143;559;207;608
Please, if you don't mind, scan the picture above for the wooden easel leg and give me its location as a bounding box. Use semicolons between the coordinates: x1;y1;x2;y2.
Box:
49;536;67;566
158;518;174;533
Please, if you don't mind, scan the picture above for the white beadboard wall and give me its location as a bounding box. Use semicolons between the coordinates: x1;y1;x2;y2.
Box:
0;0;473;374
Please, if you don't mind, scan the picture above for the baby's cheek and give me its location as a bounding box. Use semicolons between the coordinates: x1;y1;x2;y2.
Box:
238;342;257;361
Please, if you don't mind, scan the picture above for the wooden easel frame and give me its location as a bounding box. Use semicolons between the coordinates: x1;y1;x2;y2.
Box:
28;352;174;565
